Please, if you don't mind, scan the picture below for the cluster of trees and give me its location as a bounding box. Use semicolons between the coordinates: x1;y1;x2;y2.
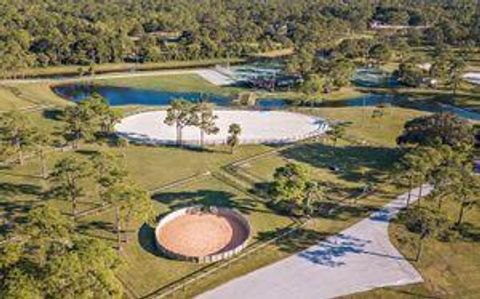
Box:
269;162;324;216
395;112;479;260
0;149;154;297
286;55;356;105
0;155;152;297
0;109;158;296
0;205;124;298
0;94;124;169
1;1;478;77
62;94;123;149
164;98;241;153
395;44;468;93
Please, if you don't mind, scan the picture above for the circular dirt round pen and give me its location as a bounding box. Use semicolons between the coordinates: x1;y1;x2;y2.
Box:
115;110;328;145
155;206;251;263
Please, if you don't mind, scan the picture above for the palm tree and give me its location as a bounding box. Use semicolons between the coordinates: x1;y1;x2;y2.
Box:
49;156;92;218
164;98;196;146
0;110;35;165
227;123;241;154
195;102;219;147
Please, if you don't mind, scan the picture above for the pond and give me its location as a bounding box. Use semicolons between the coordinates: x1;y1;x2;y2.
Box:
52;83;480;121
52;84;288;108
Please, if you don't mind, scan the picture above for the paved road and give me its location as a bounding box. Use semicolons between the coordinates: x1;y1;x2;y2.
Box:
198;185;433;299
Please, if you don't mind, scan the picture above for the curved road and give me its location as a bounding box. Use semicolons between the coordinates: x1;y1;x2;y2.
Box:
198;185;433;299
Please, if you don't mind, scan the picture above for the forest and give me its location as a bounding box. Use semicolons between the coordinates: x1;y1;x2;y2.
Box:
0;0;479;76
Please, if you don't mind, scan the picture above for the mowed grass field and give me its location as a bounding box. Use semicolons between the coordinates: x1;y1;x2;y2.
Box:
1;73;479;298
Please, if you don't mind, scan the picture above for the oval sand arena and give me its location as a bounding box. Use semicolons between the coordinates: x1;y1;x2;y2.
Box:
116;110;327;145
156;213;248;258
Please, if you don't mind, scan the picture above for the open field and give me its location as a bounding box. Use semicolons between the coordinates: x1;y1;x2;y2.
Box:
1;70;479;298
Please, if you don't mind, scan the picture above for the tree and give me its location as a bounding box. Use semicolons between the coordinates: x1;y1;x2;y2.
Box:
0;205;123;298
164;98;196;146
397;113;474;148
194;102;219;147
32;128;52;179
327;124;346;147
104;182;154;251
401;146;440;205
428;144;468;210
115;137;129;163
329;58;355;88
90;151;127;198
0;110;35;165
368;43;391;65
301;74;325;106
303;181;324;216
88;93;123;137
270;162;312;215
430;46;452;84
396;61;423;87
49;156;92;218
62;101;96;149
23;205;74;247
454;165;480;226
448;56;466;96
226;123;241;154
400;207;449;262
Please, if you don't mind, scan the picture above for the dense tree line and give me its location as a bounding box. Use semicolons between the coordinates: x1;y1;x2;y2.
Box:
1;0;478;77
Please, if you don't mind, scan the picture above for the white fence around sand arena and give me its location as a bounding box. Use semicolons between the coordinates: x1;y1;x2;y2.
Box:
155;206;251;264
115;110;330;146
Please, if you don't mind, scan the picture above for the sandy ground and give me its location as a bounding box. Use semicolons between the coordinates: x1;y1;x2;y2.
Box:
198;185;433;299
157;213;247;257
115;110;327;145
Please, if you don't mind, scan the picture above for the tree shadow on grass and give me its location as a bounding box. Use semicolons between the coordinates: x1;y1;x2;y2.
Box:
256;228;330;254
76;220;117;242
137;223;162;257
42;108;64;121
151;189;261;215
279;143;399;185
314;201;379;221
0;182;43;196
456;222;480;243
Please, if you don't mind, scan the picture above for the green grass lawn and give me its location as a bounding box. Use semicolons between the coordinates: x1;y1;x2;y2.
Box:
77;176;294;298
0;104;418;297
95;73;244;96
3;71;478;298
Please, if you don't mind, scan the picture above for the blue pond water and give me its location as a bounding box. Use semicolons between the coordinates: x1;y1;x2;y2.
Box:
52;84;480;120
52;84;288;108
